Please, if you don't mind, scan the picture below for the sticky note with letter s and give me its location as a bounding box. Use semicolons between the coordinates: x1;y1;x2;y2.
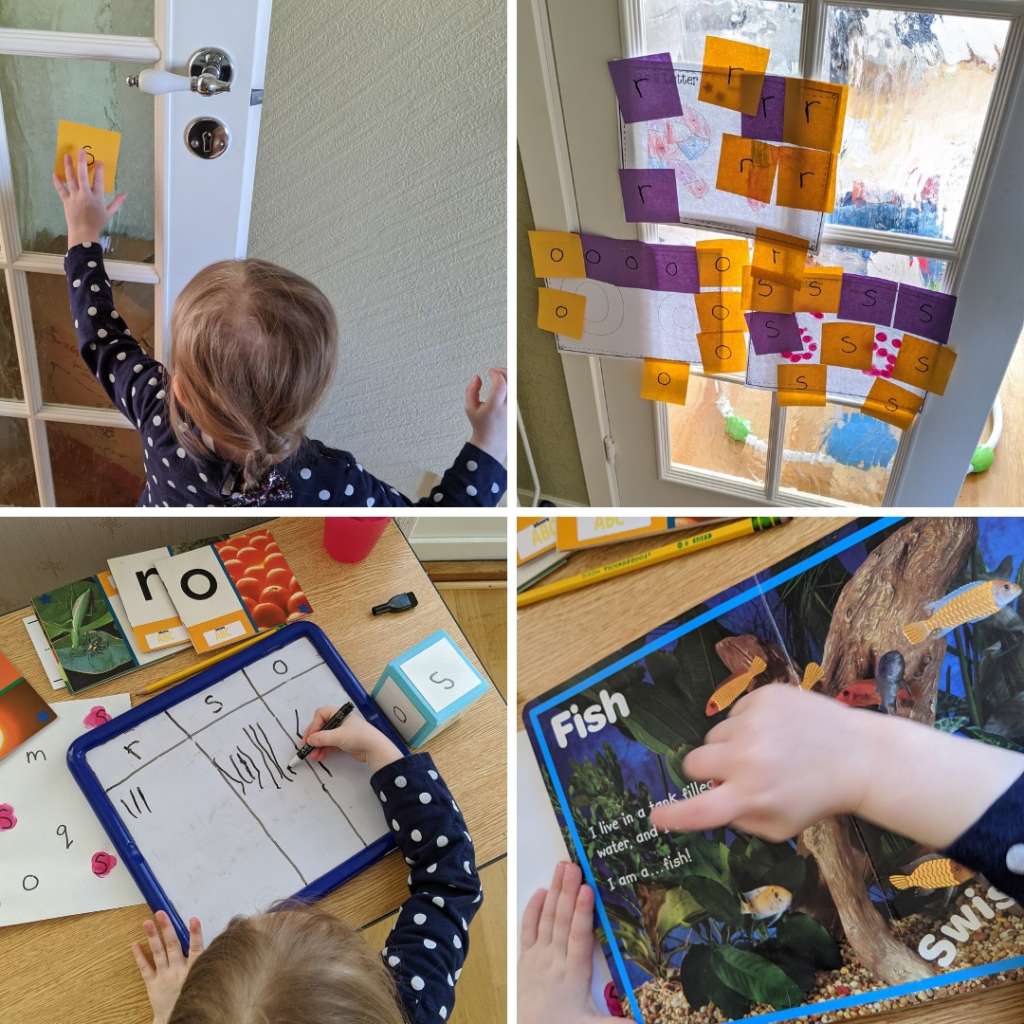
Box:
55;119;121;189
862;378;923;429
891;334;957;395
777;363;826;406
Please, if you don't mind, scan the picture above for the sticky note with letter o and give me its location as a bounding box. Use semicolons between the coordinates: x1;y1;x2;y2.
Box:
777;363;826;406
641;358;689;406
537;286;586;340
55;119;121;189
862;378;923;429
528;230;585;279
697;330;747;374
696;238;749;289
891;334;957;395
696;291;745;333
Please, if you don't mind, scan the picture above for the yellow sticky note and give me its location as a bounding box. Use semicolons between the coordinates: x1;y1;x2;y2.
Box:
777;363;827;406
891;334;957;396
795;266;843;313
697;330;747;374
777;146;837;214
741;266;796;313
716;135;780;204
54;119;121;189
696;238;749;289
783;79;848;153
695;291;746;333
863;378;923;429
528;230;586;279
820;322;874;371
537;287;586;340
641;359;690;405
752;229;809;290
700;36;770;116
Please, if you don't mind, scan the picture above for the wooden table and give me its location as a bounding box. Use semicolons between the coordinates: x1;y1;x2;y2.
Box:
1;519;506;1024
518;515;1024;1024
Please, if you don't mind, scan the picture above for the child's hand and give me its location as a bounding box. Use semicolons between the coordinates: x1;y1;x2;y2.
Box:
301;706;403;774
130;911;203;1024
51;149;126;249
519;862;607;1024
650;684;872;843
465;368;507;466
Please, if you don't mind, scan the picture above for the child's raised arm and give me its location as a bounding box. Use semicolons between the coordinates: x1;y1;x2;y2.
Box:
650;684;1024;898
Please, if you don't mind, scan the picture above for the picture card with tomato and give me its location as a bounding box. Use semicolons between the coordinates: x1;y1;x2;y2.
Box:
0;652;56;762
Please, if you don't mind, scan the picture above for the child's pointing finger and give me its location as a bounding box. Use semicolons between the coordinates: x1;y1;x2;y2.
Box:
650;781;743;834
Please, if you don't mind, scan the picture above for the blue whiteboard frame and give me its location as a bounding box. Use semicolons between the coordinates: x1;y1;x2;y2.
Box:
68;620;409;950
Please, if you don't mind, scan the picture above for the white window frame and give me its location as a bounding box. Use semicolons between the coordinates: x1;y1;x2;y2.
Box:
519;0;1024;507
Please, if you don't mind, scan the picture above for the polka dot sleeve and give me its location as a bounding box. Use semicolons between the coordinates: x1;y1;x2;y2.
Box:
943;769;1024;904
416;443;506;507
371;753;482;1023
64;243;167;426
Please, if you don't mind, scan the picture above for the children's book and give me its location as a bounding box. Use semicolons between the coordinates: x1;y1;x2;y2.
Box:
555;516;723;551
156;529;312;654
107;549;192;653
524;517;1024;1024
517;517;557;566
0;653;55;761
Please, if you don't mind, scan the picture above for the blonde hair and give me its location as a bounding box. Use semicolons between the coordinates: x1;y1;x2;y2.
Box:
168;259;338;491
169;903;407;1024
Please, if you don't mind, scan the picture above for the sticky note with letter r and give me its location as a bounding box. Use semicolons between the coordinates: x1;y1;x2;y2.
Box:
528;230;585;279
752;229;808;290
55;119;121;189
783;79;848;153
716;135;780;204
777;146;836;213
891;334;957;395
862;378;923;429
640;358;689;406
699;36;769;116
537;286;586;340
777;363;826;407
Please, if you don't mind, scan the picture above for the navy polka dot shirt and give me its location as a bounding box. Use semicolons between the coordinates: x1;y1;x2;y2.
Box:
370;753;482;1023
65;244;507;508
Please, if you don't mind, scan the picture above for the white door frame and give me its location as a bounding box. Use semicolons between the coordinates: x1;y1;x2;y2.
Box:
0;0;270;506
519;0;1024;507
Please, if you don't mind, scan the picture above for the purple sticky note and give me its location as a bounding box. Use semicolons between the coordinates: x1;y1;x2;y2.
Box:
837;274;898;326
741;75;786;143
649;243;700;293
745;312;803;355
608;53;683;124
892;284;956;344
619;168;680;223
579;234;657;289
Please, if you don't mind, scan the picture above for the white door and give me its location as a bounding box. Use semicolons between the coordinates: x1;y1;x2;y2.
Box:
520;0;1024;507
0;0;270;506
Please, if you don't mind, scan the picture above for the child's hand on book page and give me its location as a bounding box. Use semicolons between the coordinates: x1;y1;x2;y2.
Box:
130;911;204;1024
301;706;403;774
52;149;127;248
465;368;508;465
519;862;608;1024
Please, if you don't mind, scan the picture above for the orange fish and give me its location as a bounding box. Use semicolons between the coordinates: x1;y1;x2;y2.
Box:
903;579;1021;645
800;662;823;690
837;680;912;709
890;858;974;891
706;656;766;716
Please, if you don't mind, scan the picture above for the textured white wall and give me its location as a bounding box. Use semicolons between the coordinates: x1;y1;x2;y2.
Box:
248;0;505;498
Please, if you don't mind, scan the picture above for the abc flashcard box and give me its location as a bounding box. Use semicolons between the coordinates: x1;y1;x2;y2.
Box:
525;517;1024;1024
371;630;489;747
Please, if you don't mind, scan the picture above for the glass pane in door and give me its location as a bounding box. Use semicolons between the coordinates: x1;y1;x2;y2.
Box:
0;415;37;504
31;273;154;407
826;8;1011;241
47;420;144;505
0;2;153;35
0;273;21;398
0;55;154;259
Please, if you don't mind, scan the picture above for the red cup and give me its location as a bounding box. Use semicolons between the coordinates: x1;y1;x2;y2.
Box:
323;517;390;563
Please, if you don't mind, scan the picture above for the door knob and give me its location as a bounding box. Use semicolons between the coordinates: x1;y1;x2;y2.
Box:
126;47;232;97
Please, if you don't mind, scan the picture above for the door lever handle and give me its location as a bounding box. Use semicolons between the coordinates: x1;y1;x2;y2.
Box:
126;47;232;97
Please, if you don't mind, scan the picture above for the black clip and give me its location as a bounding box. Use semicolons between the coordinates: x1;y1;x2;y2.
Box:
372;591;418;616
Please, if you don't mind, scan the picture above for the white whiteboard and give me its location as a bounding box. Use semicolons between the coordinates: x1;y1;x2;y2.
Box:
85;637;390;940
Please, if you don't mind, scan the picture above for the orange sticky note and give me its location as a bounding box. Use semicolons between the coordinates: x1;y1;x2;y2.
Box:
696;238;749;289
716;135;780;203
820;322;874;371
795;266;843;313
695;291;746;333
783;79;848;153
777;363;827;406
537;287;586;340
752;229;809;290
54;119;121;189
863;378;924;429
741;266;796;313
777;146;837;213
641;358;690;405
697;330;747;374
891;334;958;396
528;230;586;279
700;36;769;116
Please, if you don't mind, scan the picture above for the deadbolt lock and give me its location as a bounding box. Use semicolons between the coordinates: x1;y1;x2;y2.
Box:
185;118;229;160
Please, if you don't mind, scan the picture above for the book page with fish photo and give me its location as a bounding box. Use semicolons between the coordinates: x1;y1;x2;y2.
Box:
523;516;1024;1024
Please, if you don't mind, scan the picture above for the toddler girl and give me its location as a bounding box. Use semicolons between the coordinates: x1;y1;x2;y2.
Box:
132;709;480;1024
54;151;506;507
519;684;1024;1021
